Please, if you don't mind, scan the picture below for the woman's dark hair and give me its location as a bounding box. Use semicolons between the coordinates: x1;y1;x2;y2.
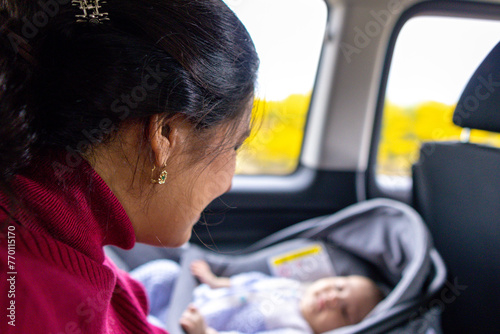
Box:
0;0;259;185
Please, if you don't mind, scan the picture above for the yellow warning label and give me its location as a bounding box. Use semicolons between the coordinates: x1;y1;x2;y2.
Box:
271;245;322;266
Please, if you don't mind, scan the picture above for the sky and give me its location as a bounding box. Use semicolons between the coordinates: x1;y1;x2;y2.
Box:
224;0;500;105
387;16;500;106
224;0;327;101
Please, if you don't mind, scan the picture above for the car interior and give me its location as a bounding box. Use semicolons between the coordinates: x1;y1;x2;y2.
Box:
107;0;500;333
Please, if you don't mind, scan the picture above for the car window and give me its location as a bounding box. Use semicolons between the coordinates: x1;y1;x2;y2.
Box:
223;0;328;175
376;16;500;190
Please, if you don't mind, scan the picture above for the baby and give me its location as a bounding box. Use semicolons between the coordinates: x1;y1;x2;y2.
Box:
179;260;384;334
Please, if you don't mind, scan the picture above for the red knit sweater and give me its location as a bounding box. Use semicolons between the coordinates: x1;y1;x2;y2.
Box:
0;153;168;334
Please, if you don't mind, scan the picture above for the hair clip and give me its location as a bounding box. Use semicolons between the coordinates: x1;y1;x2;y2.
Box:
72;0;109;24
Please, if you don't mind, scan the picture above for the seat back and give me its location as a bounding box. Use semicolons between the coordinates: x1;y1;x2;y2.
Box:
412;41;500;333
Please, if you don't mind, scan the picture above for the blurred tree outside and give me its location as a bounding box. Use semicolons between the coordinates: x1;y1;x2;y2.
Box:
378;100;500;177
236;94;500;176
236;94;310;174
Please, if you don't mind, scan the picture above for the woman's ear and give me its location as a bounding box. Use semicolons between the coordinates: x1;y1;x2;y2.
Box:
148;115;172;167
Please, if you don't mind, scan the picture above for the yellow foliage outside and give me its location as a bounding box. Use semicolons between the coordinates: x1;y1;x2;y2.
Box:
378;100;500;177
236;94;500;176
236;94;310;174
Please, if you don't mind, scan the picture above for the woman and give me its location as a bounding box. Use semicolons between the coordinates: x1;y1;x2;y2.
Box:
0;0;259;333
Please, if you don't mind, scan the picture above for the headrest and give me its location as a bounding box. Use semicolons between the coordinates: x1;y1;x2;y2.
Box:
453;41;500;133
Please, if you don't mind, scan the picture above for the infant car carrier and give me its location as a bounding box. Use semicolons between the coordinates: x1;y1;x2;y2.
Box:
108;198;447;334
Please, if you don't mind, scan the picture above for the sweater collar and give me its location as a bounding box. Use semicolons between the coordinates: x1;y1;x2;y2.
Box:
3;151;136;263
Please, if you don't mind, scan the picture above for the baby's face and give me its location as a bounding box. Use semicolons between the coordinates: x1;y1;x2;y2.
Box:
299;276;382;334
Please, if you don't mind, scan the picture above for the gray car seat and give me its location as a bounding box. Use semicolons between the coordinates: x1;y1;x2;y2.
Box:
412;41;500;333
161;198;446;334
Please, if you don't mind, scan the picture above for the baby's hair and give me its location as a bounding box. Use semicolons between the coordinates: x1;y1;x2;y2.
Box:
375;282;390;300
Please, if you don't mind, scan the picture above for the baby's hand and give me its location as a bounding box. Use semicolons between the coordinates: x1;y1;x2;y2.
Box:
190;260;216;285
190;260;231;289
180;304;207;334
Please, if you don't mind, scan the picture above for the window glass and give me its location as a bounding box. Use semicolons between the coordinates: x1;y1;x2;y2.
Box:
223;0;328;175
377;16;500;188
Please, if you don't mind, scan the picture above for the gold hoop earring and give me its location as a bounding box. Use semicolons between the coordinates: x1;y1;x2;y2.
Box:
151;165;168;185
